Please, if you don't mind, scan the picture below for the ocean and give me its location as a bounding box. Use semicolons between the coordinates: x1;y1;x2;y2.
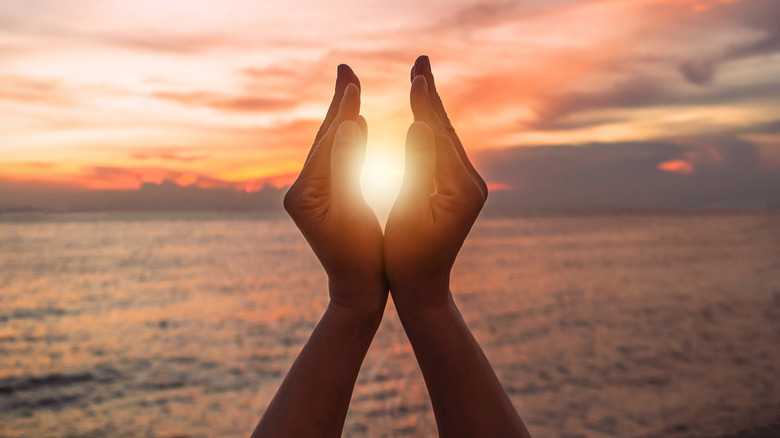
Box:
1;212;778;437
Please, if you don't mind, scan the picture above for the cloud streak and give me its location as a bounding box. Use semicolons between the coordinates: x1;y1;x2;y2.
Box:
150;91;296;112
0;0;779;211
478;137;774;211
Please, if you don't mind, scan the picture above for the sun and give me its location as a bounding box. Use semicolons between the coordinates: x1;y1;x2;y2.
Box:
360;145;404;223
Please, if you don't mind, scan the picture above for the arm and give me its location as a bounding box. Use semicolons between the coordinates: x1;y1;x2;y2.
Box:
384;56;531;438
252;65;387;438
253;296;383;437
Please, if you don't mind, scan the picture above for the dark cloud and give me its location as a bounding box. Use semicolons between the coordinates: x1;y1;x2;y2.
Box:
3;137;776;213
21;162;56;169
0;11;233;55
0;176;83;194
748;119;780;135
445;1;520;29
528;77;780;129
100;32;230;54
441;0;590;30
0;170;288;212
239;65;295;79
150;91;295;112
211;96;296;112
81;166;290;193
678;1;780;85
0;179;284;213
0;75;67;104
131;152;209;162
679;30;780;86
89;166;144;179
530;77;665;128
249;118;322;151
477;138;773;212
523;115;627;132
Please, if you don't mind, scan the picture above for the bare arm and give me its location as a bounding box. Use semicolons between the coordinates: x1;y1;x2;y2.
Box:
252;65;387;437
253;296;383;437
384;56;531;438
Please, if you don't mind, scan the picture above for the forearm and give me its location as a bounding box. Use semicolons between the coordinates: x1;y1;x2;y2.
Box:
252;283;385;438
395;287;530;438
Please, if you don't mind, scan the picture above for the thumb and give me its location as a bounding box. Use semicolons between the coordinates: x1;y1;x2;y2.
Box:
331;120;366;206
398;121;436;203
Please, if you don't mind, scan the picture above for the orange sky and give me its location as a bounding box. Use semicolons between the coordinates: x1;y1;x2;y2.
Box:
1;0;779;210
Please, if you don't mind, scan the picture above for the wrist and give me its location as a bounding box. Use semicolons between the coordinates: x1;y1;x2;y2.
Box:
327;276;388;320
394;293;460;331
389;274;454;321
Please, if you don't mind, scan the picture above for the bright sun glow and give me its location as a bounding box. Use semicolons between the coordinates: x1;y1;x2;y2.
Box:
360;145;404;223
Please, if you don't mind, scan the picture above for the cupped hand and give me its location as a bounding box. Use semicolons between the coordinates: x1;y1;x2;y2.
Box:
384;56;488;313
284;65;386;316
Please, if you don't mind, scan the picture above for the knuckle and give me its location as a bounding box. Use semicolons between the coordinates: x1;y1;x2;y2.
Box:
282;186;300;213
477;176;488;199
463;182;486;210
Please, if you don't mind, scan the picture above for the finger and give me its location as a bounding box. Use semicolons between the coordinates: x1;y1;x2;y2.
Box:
309;64;360;161
330;120;366;206
409;75;474;196
411;55;454;130
433;133;477;200
319;82;361;152
411;55;488;197
356;114;368;144
397;121;436;205
300;82;361;180
410;74;439;126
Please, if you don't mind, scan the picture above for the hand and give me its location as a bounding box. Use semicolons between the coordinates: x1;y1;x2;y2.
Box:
284;65;386;316
384;55;488;313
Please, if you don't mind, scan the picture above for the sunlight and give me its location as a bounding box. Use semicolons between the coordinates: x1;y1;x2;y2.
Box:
360;144;404;223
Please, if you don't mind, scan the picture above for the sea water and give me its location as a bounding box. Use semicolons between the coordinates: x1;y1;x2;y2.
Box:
1;212;778;437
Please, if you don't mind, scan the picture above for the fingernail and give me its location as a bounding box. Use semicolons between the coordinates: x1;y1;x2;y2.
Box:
420;55;431;73
336;121;360;142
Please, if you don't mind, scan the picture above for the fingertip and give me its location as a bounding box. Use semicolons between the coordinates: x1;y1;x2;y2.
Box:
414;55;429;70
335;64;348;90
412;55;430;78
412;55;421;80
337;63;352;79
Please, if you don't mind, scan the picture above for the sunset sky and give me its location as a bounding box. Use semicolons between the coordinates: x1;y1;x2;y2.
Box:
1;0;779;211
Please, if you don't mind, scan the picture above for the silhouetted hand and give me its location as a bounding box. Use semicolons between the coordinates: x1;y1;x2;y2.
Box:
382;57;528;438
283;65;386;316
254;65;388;438
385;56;488;313
256;59;528;438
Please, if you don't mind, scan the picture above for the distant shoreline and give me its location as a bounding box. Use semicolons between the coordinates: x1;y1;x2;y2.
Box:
0;208;775;223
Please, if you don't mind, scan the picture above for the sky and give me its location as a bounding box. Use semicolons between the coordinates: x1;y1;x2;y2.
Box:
1;0;779;212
